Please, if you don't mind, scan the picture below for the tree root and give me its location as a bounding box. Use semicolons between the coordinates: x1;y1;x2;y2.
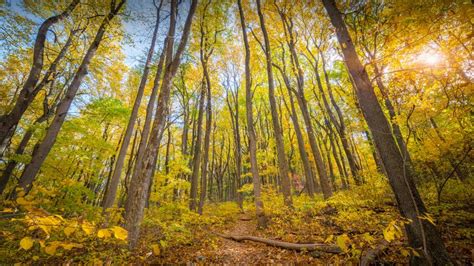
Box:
212;231;342;254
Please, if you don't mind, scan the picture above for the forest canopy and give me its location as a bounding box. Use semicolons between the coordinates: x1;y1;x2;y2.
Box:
0;0;472;264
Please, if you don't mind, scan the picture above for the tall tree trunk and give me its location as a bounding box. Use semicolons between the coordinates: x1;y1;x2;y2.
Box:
124;0;197;249
0;0;79;149
197;6;214;213
277;11;332;199
275;65;315;197
373;64;412;166
102;1;163;211
189;81;205;211
322;1;451;264
256;0;293;207
237;0;267;228
320;52;362;184
15;1;125;195
226;85;243;208
129;42;168;196
198;79;212;214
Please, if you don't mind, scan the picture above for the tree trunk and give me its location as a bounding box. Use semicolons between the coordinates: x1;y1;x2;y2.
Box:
0;0;79;148
190;81;205;211
322;1;451;264
275;65;315;197
124;0;197;249
373;64;412;166
15;1;125;195
256;0;293;207
237;0;267;228
102;1;163;211
277;17;332;198
198;75;212;214
320;51;362;184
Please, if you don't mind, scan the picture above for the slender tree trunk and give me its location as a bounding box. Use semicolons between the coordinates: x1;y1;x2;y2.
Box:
190;81;205;211
322;1;451;264
237;0;267;228
198;76;212;214
0;0;79;148
256;0;293;207
275;65;315;197
15;1;125;195
373;64;412;166
277;10;332;198
226;88;244;208
102;1;163;211
124;0;197;249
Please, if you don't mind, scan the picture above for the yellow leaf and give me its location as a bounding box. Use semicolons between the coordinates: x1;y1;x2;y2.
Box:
401;249;410;257
412;250;421;257
81;223;94;235
44;243;58;255
362;233;375;244
64;226;76;237
32;256;39;261
383;227;395;242
16;197;30;205
111;226;128;240
54;215;65;222
324;234;334;243
97;229;111;239
20;237;34;250
151;244;160;256
38;225;50;236
2;208;14;213
16;188;25;197
336;234;349;253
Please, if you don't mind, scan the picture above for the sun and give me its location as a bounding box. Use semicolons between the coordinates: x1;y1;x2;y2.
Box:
417;51;443;66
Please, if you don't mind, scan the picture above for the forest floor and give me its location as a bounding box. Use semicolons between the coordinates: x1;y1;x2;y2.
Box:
142;181;473;265
1;179;472;264
150;211;338;264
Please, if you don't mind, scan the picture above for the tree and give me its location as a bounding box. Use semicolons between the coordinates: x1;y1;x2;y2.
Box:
124;0;197;248
0;0;80;151
321;0;451;264
255;0;293;207
15;0;126;195
237;0;267;228
102;0;163;211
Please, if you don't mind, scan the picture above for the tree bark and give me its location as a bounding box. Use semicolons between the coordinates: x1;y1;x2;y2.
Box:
237;0;267;228
124;0;197;249
274;64;315;197
189;81;205;211
322;1;451;264
276;10;332;199
198;91;211;211
102;0;163;211
256;0;293;207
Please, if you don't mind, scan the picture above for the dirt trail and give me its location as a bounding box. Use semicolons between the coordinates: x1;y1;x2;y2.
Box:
209;213;318;264
214;213;267;263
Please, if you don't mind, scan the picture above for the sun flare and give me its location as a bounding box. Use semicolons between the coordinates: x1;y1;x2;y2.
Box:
417;51;443;65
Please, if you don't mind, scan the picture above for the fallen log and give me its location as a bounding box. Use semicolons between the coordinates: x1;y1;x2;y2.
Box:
213;232;342;254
